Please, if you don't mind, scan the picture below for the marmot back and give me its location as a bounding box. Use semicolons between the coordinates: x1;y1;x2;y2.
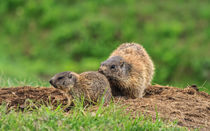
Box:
99;43;154;98
49;71;112;105
76;71;112;103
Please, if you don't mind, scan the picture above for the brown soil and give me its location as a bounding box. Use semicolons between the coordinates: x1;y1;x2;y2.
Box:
0;85;209;130
0;86;69;110
114;85;210;130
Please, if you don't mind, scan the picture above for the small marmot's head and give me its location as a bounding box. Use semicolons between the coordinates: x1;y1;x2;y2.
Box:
49;71;78;91
98;56;131;81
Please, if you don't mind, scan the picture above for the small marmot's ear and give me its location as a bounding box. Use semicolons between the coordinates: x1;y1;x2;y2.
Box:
120;61;125;68
71;74;78;82
126;63;132;72
68;73;73;79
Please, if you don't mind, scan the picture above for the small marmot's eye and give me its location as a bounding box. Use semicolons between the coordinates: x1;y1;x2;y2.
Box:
58;76;63;80
110;65;116;69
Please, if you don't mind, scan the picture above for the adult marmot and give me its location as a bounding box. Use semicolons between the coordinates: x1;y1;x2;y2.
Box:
49;71;112;104
98;43;154;98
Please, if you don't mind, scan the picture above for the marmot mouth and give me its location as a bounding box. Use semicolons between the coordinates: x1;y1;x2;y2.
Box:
50;83;57;88
98;69;104;74
107;76;118;81
99;73;119;81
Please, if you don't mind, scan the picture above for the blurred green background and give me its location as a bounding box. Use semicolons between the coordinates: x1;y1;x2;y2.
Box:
0;0;209;92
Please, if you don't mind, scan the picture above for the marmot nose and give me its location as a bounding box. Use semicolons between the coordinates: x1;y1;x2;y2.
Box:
49;80;57;88
49;79;53;85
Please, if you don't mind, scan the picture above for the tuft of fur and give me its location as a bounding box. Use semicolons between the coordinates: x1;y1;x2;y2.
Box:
49;71;112;105
98;43;154;98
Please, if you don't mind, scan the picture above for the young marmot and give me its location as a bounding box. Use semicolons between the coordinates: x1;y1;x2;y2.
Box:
49;71;112;105
98;43;154;98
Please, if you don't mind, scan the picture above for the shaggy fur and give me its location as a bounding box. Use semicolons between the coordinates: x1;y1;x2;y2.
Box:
99;43;154;98
50;71;112;104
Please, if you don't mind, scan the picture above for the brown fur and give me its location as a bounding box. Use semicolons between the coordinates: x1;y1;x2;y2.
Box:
49;71;112;105
98;43;154;98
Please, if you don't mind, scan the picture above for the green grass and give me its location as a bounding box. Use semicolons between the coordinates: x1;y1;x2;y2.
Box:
0;75;49;87
161;82;210;94
0;99;186;131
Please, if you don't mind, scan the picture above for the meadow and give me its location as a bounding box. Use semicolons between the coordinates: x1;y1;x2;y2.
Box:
0;0;209;130
0;99;186;130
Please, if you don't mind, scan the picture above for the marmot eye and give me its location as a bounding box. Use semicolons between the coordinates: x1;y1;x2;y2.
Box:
58;76;64;80
110;65;116;69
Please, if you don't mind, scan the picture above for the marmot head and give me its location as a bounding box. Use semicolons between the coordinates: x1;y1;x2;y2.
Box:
98;56;131;81
49;71;78;91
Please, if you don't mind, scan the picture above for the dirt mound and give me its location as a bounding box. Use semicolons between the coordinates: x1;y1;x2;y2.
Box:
0;85;209;130
114;85;210;130
0;86;69;110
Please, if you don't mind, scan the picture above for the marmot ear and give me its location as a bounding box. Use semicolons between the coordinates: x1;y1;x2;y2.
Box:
72;74;78;83
121;62;131;72
125;63;132;72
120;61;125;68
74;76;78;82
68;73;77;82
68;73;73;79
